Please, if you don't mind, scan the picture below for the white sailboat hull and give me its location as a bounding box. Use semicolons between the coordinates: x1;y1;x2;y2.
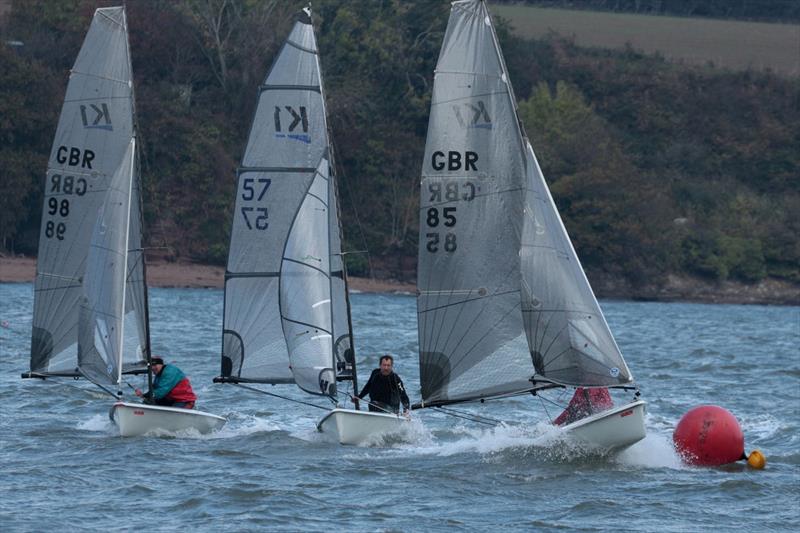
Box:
562;400;647;452
109;401;226;437
317;408;410;445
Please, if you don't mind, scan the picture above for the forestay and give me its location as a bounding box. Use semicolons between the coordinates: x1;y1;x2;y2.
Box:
29;7;147;377
221;15;347;397
416;0;632;407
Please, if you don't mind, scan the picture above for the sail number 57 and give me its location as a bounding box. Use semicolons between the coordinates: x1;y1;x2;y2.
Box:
240;177;271;230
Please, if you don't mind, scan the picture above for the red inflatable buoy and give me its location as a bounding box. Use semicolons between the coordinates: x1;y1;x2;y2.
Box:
673;405;744;466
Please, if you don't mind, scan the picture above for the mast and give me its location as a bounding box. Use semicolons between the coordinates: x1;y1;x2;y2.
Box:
123;4;154;397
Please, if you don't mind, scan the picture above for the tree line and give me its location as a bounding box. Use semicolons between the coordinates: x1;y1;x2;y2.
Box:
1;0;797;286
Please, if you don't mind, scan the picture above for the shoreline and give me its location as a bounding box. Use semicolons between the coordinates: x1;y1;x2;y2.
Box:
0;255;416;295
1;255;797;305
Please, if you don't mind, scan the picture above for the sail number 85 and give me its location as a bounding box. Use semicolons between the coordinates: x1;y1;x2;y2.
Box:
240;177;271;230
426;207;457;252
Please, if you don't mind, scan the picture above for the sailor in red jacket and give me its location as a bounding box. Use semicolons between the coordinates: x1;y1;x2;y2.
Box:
553;387;613;426
135;357;197;409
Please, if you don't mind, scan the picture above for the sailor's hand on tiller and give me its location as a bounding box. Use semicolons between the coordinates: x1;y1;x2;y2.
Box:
134;388;143;397
350;394;359;403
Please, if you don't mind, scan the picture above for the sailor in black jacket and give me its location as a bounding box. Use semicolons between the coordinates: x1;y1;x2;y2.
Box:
355;354;410;414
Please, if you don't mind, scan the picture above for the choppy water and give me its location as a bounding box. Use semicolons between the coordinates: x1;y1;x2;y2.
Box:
1;283;798;531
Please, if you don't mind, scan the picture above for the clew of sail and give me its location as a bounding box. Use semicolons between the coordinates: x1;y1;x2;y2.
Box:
417;0;533;406
78;140;135;386
521;144;632;387
29;7;144;377
221;16;341;396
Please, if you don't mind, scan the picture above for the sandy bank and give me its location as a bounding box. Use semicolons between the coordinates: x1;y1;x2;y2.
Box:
0;256;415;294
2;255;797;304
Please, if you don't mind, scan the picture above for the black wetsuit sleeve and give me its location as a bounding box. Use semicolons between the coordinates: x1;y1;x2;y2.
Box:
357;370;376;399
396;376;410;410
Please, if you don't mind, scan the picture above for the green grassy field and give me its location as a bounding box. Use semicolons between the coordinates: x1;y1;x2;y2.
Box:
493;4;800;76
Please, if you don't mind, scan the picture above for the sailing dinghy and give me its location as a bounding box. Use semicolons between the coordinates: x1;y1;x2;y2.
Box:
412;0;645;453
215;8;408;446
23;7;225;437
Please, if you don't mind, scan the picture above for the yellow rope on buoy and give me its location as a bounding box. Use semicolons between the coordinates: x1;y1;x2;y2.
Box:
747;450;766;469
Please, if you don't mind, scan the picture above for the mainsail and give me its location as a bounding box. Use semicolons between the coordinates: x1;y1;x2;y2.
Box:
28;7;148;378
220;11;353;397
416;0;631;407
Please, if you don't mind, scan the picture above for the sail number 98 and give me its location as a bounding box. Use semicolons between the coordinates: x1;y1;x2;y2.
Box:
240;177;271;230
44;196;70;241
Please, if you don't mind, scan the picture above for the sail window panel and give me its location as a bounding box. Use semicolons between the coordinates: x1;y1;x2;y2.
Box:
263;24;320;88
242;90;326;169
223;277;293;382
77;143;134;385
520;149;632;385
227;170;315;274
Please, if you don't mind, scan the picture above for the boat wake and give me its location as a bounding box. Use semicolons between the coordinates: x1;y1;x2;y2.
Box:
76;413;115;433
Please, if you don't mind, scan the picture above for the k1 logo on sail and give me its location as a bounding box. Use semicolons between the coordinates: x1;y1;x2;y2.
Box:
80;102;112;131
274;105;310;144
453;100;491;130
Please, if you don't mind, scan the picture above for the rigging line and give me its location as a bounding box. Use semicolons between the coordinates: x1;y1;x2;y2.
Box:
432;407;497;427
329;137;373;280
234;383;329;411
41;378;109;399
538;395;554;423
433;405;506;426
337;390;399;415
536;393;567;412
